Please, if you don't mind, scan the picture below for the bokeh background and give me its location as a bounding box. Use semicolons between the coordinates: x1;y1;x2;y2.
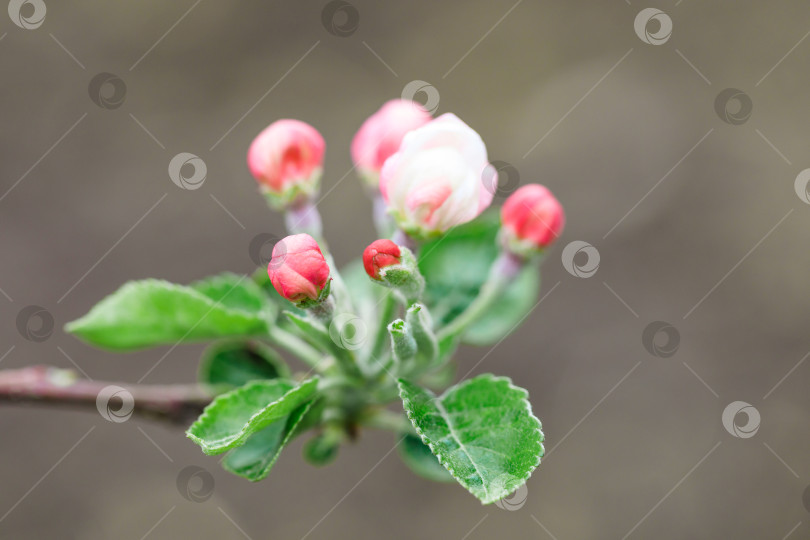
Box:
1;0;809;538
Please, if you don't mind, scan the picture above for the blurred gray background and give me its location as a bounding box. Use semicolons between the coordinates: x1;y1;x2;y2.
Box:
1;0;809;538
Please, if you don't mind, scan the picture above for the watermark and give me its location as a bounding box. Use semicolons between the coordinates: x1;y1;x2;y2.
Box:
401;80;440;114
482;160;520;200
176;465;215;503
794;169;810;204
88;73;127;110
721;401;760;438
321;0;359;37
249;233;285;268
168;152;207;190
561;241;600;278
714;88;753;125
96;385;135;423
8;0;46;30
16;305;54;343
494;483;528;511
328;312;368;350
803;485;810;513
642;321;680;358
634;8;672;46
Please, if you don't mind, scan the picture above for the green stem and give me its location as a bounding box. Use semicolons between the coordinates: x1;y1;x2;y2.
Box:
371;292;396;359
436;251;523;342
267;326;327;370
361;409;415;434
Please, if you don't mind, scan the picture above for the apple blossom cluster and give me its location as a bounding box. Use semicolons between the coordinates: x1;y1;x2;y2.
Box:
248;99;564;308
66;98;566;503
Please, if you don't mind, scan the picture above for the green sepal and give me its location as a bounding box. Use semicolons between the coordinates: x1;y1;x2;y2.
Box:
406;304;438;369
293;279;332;310
376;247;424;302
260;171;320;210
388;319;417;366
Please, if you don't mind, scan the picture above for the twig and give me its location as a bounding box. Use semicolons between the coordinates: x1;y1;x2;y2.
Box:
0;365;214;425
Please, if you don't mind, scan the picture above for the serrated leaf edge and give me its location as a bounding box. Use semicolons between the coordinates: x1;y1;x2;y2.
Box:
186;377;319;455
398;374;544;505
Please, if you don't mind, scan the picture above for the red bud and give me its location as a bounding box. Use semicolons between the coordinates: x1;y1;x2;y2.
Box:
363;239;402;281
501;184;564;251
268;234;330;303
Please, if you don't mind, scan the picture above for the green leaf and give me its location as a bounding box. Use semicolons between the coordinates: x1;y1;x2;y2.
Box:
221;400;312;481
302;429;342;466
66;276;273;351
398;434;454;483
199;340;289;389
292;397;326;436
283;311;332;350
398;375;544;504
418;212;540;345
186;377;319;455
192;272;276;320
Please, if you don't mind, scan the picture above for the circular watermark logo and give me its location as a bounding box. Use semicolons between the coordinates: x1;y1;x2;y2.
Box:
321;0;359;37
642;321;680;358
794;169;810;204
8;0;46;30
482;160;520;200
168;152;207;190
721;401;760;439
176;465;215;503
401;80;440;114
561;241;600;278
634;8;672;45
802;485;810;513
88;73;126;110
328;313;368;350
265;236;288;272
714;88;753;125
249;233;285;268
494;483;528;511
16;305;54;343
96;385;135;423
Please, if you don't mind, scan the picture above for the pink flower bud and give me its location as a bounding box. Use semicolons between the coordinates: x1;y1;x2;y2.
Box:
351;100;432;186
363;239;402;280
267;234;331;304
247;119;325;206
380;113;494;237
500;184;565;253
